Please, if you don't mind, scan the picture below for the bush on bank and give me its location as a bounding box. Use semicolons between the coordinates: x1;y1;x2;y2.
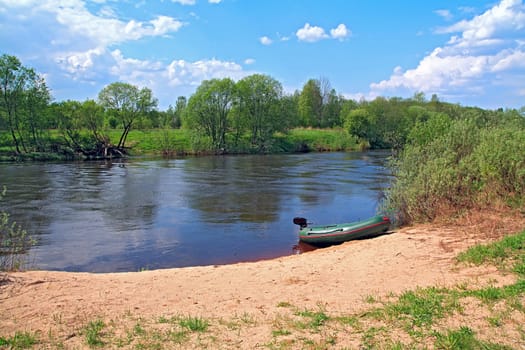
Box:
383;115;525;225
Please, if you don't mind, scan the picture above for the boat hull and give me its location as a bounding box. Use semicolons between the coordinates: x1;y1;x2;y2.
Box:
298;215;391;246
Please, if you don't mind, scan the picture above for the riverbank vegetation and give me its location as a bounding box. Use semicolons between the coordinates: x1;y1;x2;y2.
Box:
2;53;523;160
383;109;525;225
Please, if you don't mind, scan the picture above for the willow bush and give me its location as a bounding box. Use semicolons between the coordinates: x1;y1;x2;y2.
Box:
384;117;525;225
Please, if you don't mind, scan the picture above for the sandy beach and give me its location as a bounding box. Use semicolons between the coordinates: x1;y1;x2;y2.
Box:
2;210;524;349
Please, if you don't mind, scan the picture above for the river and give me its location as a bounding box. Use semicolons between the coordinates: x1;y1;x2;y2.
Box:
0;151;392;272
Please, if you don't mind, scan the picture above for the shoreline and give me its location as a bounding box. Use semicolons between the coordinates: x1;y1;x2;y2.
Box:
2;212;525;348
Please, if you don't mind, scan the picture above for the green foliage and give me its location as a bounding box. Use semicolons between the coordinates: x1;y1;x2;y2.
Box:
184;78;235;153
384;114;525;224
98;82;158;149
0;187;35;272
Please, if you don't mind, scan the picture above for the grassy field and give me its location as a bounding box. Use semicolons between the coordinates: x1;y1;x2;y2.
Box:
0;128;360;160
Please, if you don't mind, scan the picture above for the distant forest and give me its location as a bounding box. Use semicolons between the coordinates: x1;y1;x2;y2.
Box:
1;53;524;159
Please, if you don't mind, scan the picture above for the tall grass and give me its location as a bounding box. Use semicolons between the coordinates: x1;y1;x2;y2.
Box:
384;116;525;224
0;187;36;273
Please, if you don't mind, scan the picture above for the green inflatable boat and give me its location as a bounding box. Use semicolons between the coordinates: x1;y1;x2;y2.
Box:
293;215;391;246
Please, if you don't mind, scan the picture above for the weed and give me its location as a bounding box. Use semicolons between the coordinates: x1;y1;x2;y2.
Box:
433;326;512;350
277;301;293;308
84;319;105;347
294;308;330;331
0;331;37;349
385;287;449;329
272;329;292;337
178;316;209;332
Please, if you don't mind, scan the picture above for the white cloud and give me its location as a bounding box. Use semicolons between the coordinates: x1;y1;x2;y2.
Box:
330;23;350;40
167;58;250;86
435;9;453;21
436;0;525;46
209;0;222;3
1;0;184;48
57;47;106;75
260;36;273;45
244;58;256;65
370;0;525;105
171;0;196;5
296;23;350;42
296;23;329;42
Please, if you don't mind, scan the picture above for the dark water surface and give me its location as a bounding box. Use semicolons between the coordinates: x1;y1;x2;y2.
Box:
0;151;391;272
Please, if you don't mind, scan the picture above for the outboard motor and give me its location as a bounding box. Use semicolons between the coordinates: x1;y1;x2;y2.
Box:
293;217;308;229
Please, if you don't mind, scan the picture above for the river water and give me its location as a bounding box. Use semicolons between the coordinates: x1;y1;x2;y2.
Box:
0;151;392;272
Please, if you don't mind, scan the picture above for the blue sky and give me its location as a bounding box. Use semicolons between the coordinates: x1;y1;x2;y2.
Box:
1;0;524;110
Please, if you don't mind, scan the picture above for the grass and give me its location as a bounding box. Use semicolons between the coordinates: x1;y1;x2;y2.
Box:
0;128;360;159
84;319;105;347
178;316;209;332
0;331;37;349
3;229;525;349
433;326;514;350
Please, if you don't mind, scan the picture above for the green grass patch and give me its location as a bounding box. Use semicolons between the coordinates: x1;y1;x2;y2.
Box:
433;326;513;350
178;316;209;332
0;331;38;349
383;287;461;330
84;319;106;347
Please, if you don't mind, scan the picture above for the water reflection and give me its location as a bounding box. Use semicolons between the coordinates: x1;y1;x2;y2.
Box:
0;151;391;272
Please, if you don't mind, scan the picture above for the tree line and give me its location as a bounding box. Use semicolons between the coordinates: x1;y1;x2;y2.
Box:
1;53;524;158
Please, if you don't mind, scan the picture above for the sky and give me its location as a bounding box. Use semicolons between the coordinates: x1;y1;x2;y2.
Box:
1;0;524;110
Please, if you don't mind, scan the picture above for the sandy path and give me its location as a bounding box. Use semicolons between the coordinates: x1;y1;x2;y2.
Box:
1;213;524;348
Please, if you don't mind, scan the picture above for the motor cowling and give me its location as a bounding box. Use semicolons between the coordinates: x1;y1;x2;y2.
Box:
293;217;308;229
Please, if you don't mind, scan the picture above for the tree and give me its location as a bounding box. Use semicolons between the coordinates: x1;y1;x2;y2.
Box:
322;89;342;127
172;96;186;128
98;82;157;149
0;54;50;153
343;108;373;140
22;74;51;151
298;79;323;127
235;74;284;151
184;78;235;153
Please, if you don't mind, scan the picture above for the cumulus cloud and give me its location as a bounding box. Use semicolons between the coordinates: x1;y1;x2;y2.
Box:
167;58;249;86
330;24;350;40
244;58;256;65
260;36;273;45
370;0;525;105
296;23;329;42
209;0;222;3
1;0;184;48
296;23;350;42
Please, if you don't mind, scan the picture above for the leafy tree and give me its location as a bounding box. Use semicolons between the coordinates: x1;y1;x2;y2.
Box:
98;82;158;149
173;96;186;128
298;79;323;127
322;89;342;127
0;54;50;153
343;108;373;140
184;78;235;153
235;74;284;151
54;100;85;153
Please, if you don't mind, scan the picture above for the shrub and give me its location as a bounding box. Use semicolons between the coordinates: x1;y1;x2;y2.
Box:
384;118;525;224
0;187;36;273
